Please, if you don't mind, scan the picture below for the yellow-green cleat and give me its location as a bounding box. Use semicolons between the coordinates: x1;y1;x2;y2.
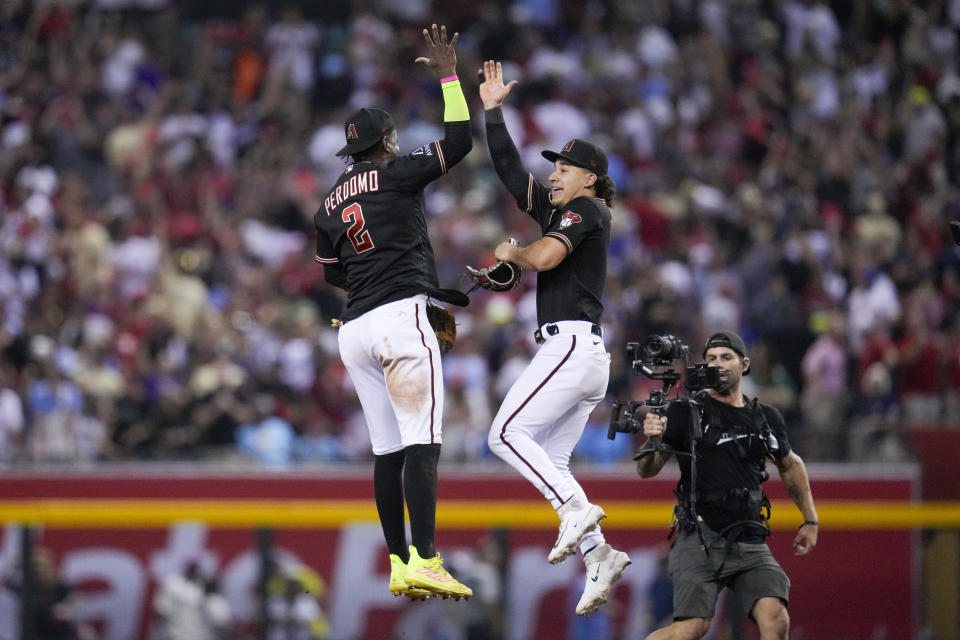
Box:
389;554;432;601
403;545;473;600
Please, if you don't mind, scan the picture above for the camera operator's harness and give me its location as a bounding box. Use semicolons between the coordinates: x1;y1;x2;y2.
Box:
663;395;778;577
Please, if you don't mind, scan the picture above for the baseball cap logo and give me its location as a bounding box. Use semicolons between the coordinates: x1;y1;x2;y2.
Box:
346;123;359;140
562;140;575;153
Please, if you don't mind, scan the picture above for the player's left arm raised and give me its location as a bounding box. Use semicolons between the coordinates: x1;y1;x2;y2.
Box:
413;24;471;170
775;451;819;556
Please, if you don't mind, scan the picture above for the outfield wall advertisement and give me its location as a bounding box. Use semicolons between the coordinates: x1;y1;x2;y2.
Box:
0;467;918;640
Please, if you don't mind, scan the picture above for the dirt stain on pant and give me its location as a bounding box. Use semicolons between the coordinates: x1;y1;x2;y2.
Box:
382;355;430;414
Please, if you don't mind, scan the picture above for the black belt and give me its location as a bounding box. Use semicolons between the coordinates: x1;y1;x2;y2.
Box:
534;323;602;345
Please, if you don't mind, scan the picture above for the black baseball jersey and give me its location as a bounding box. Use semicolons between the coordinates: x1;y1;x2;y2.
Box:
662;395;792;535
485;108;610;326
314;122;471;321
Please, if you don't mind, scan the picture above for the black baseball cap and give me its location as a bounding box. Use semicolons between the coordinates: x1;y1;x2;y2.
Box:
336;108;395;157
541;139;608;176
703;330;750;375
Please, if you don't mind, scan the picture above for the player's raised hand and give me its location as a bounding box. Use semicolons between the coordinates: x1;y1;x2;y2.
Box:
415;24;458;78
478;60;518;110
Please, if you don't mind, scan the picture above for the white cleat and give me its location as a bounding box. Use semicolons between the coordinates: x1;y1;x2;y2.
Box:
548;503;606;565
575;543;632;616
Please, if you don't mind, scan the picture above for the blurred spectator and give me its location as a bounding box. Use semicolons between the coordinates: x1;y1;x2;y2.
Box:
446;535;504;640
799;309;848;460
25;353;84;462
4;546;98;640
153;560;232;640
236;393;298;468
201;578;233;640
848;362;910;463
847;255;901;354
263;5;319;95
900;85;947;164
855;192;901;265
740;338;798;426
782;1;840;64
895;303;943;424
855;323;900;406
267;562;329;640
0;360;24;463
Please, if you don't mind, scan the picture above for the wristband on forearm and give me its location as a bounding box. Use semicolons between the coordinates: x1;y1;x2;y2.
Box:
798;520;819;529
441;75;469;122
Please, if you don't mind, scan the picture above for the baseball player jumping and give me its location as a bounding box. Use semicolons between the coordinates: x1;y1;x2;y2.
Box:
313;24;472;601
477;60;631;615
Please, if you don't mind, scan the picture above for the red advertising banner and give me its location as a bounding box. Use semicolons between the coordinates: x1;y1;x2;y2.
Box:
0;466;918;640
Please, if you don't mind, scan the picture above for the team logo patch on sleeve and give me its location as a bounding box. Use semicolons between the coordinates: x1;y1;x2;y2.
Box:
411;144;434;157
560;211;582;229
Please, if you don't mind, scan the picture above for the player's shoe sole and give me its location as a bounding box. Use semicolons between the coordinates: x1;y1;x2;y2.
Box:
548;504;606;565
575;544;632;616
404;545;473;600
389;554;432;601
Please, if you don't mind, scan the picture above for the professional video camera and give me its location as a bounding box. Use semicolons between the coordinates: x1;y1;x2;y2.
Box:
607;334;722;441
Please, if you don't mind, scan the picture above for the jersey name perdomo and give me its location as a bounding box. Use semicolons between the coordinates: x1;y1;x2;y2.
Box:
324;169;380;216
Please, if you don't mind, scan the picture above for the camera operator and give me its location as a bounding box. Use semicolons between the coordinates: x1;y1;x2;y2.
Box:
637;331;818;640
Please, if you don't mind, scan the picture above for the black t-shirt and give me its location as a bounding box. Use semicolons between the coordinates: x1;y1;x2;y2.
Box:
661;395;791;535
485;108;610;326
314;122;471;321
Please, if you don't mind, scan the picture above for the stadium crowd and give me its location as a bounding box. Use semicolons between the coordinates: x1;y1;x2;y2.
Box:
0;0;959;469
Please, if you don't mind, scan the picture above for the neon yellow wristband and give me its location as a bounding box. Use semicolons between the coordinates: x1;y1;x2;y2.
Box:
442;79;469;122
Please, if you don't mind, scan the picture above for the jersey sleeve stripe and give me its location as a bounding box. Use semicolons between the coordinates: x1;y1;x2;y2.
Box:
525;174;534;212
315;256;340;264
435;140;447;174
545;232;573;254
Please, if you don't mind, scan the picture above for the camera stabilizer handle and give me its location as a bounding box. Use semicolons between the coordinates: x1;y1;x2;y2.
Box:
632;370;680;454
633;393;705;458
609;366;680;443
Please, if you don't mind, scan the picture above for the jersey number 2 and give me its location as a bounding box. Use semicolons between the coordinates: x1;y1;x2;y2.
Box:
342;203;374;253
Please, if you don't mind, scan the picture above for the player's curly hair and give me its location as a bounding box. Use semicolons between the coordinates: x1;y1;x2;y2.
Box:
595;175;616;205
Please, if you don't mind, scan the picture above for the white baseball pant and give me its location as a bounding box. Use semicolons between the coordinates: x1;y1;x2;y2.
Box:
488;321;610;513
338;294;444;455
